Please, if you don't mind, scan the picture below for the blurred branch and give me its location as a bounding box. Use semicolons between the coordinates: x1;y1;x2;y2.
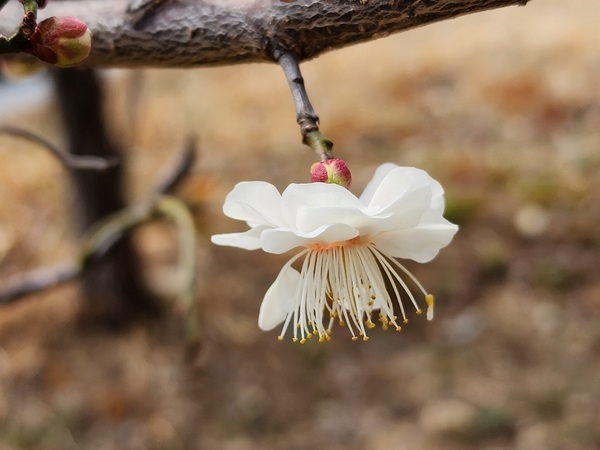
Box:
79;140;198;261
154;196;199;351
152;138;197;197
0;125;117;171
0;141;197;309
0;263;78;305
0;0;531;68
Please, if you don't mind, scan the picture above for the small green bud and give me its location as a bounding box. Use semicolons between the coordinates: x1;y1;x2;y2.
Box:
310;158;352;189
29;17;91;67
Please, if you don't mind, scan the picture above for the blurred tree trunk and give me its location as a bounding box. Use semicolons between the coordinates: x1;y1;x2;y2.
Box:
52;68;161;328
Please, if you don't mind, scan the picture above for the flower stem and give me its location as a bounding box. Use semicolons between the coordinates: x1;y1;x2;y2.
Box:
277;51;334;160
304;130;333;161
21;0;38;15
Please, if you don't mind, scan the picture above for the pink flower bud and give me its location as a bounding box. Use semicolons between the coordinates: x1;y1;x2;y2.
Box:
29;17;91;67
310;158;352;189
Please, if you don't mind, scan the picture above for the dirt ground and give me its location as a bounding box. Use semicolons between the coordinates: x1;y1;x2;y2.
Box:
1;0;600;449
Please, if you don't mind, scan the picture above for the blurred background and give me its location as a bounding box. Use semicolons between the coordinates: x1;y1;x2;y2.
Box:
1;0;599;448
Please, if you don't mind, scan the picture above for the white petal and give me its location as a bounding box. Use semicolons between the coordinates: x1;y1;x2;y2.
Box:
370;184;433;229
298;205;413;238
366;166;437;212
295;205;369;232
372;217;459;263
258;264;300;330
359;163;399;205
222;181;284;227
281;182;363;227
428;178;446;213
261;223;359;254
210;225;269;250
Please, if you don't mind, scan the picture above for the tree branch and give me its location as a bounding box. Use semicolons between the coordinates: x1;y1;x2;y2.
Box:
0;139;197;306
0;125;117;171
0;0;531;68
0;263;78;305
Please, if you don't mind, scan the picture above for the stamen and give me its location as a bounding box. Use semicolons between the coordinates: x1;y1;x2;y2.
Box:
277;239;437;342
426;294;435;321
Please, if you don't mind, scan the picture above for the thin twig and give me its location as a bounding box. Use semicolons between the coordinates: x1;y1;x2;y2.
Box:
0;125;118;170
79;139;198;263
154;196;199;350
0;141;198;305
153;137;197;196
277;52;319;137
0;263;79;304
277;51;333;160
80;203;152;267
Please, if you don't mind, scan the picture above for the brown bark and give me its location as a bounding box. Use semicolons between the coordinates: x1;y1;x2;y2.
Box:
1;0;531;68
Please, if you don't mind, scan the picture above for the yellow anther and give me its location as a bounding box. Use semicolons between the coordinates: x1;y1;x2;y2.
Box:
293;337;299;342
382;325;389;331
366;321;376;329
300;338;307;344
403;319;409;324
351;336;358;341
416;309;422;315
395;326;402;332
307;333;313;339
277;336;284;341
363;336;369;341
318;336;325;342
339;320;345;327
426;294;435;321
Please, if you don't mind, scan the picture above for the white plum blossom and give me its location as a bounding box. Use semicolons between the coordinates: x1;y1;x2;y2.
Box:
211;163;458;343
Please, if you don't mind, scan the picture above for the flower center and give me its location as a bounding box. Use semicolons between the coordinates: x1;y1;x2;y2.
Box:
308;236;365;251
